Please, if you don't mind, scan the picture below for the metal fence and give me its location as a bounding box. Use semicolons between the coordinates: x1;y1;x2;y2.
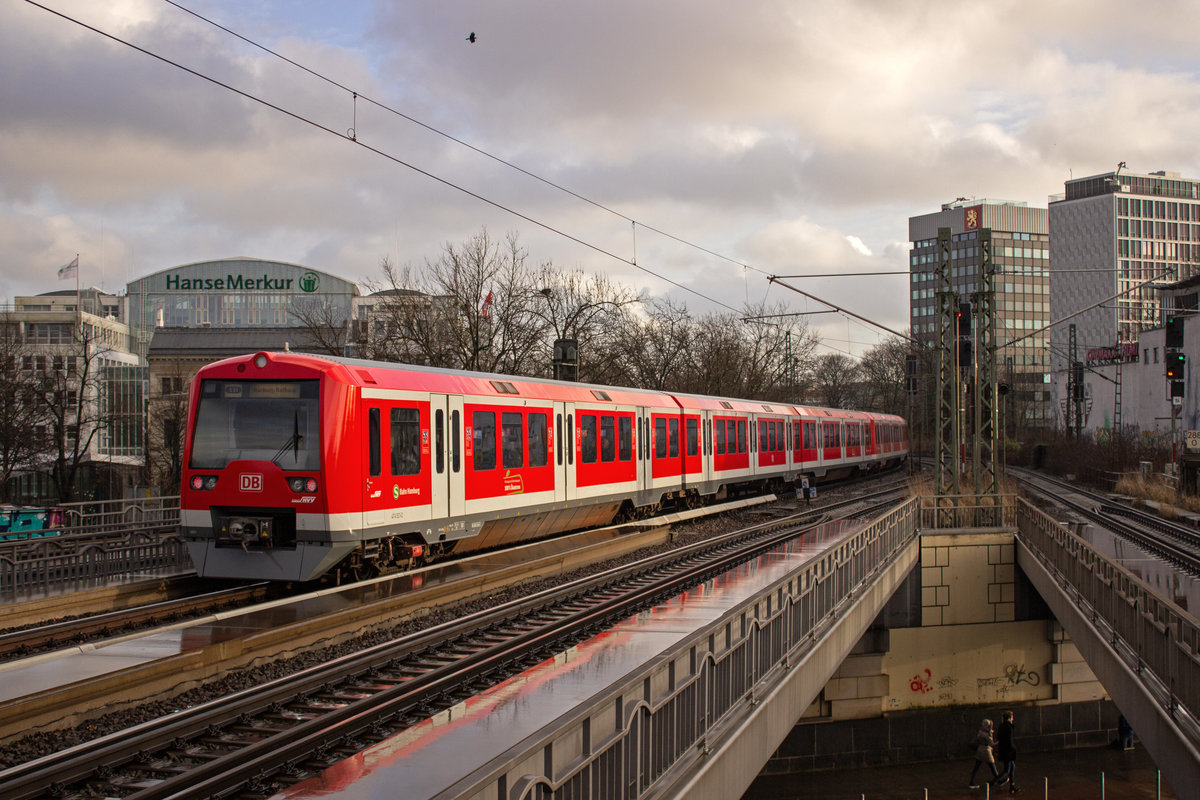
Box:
0;534;191;594
56;495;181;537
0;495;189;594
1017;498;1200;737
471;497;920;800
919;493;1017;530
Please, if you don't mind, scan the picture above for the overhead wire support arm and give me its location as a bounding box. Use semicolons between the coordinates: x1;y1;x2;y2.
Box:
767;276;919;345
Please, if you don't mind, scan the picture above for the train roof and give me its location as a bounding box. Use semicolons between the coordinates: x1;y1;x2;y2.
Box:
197;352;905;423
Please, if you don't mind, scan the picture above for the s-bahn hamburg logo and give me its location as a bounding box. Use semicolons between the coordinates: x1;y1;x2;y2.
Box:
298;272;320;293
240;473;263;492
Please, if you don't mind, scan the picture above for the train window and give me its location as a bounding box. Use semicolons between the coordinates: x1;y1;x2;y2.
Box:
737;420;747;453
435;409;445;474
715;419;726;454
568;414;574;464
686;418;698;457
654;417;667;459
581;414;597;463
600;415;616;462
776;421;784;451
502;412;524;469
368;408;381;476
668;417;679;457
758;421;768;452
452;410;460;472
556;414;563;466
804;421;815;450
390;408;421;476
530;413;548;467
618;416;632;461
473;411;496;471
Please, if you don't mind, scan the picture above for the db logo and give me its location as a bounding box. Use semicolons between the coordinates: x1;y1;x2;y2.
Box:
240;473;263;492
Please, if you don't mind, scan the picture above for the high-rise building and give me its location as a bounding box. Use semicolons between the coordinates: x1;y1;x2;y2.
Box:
1049;168;1200;348
908;200;1052;432
1048;169;1200;421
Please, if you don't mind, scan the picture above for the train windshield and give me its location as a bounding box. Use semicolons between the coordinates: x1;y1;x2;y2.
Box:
189;379;320;471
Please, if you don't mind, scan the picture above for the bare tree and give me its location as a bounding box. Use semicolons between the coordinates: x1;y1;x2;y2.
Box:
0;314;51;502
809;352;860;409
364;229;549;374
531;264;644;383
610;297;696;391
39;324;112;503
856;334;911;415
146;359;192;494
288;295;349;356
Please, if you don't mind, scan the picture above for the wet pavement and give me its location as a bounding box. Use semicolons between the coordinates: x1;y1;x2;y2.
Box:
743;745;1178;799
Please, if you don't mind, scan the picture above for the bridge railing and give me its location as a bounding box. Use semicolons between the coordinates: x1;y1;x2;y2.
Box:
1017;498;1200;732
458;498;921;800
919;493;1017;530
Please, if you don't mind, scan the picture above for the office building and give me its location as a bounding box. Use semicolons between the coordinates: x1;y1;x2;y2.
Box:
908;200;1052;433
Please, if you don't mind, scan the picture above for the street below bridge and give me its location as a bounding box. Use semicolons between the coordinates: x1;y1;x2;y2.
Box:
744;742;1177;799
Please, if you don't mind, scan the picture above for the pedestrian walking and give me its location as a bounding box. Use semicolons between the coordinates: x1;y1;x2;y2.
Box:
991;710;1019;793
1117;714;1134;750
967;718;999;789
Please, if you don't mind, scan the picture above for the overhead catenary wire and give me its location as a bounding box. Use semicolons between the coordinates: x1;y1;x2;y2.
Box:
29;0;914;348
24;0;743;314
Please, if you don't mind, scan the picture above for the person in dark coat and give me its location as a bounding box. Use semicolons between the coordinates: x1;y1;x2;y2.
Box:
967;718;999;789
992;710;1018;793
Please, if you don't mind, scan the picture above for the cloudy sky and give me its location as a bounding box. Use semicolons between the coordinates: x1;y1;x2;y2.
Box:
4;0;1200;356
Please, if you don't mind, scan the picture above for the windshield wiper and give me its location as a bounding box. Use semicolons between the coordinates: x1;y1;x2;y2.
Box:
270;411;304;465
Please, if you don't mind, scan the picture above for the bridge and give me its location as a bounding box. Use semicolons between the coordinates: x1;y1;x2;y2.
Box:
380;494;1200;800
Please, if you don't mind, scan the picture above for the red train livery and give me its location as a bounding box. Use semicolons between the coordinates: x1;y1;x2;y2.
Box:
180;352;907;582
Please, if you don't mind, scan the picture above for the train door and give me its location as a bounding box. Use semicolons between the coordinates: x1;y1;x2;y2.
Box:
638;407;653;498
430;394;465;520
562;402;578;501
553;401;569;504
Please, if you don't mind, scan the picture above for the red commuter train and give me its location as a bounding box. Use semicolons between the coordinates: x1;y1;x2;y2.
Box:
180;352;907;582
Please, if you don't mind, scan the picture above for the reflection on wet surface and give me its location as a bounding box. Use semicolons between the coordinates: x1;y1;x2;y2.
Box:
1075;524;1200;613
275;519;863;800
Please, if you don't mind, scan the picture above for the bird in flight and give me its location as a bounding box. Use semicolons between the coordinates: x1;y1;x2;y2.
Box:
466;32;477;43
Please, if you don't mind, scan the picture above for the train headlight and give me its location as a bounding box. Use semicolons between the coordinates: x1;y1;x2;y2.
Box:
288;477;318;493
254;354;268;368
190;475;218;490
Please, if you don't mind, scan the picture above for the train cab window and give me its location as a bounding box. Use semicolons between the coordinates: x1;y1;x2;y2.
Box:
599;415;616;462
654;417;667;458
473;411;496;471
390;408;421;476
502;412;524;469
686;418;698;457
737;420;747;453
530;413;548;467
668;418;679;457
452;410;461;473
435;409;445;474
368;408;381;477
581;414;598;463
618;416;632;461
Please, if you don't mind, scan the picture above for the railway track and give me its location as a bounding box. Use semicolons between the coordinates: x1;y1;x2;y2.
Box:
0;582;275;661
0;487;906;800
1014;467;1200;574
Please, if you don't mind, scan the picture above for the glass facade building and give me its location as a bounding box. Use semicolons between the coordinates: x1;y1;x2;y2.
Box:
909;201;1052;432
126;258;359;356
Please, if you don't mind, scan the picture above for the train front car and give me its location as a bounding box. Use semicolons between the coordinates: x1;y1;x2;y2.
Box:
181;352;353;582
